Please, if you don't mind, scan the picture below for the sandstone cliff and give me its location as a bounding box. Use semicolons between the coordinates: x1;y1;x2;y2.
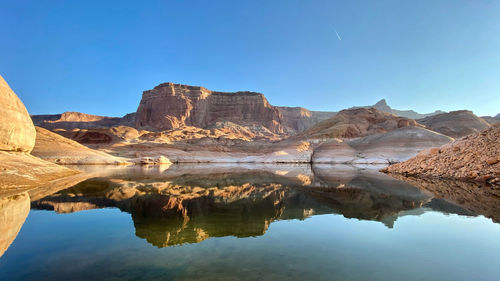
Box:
417;110;490;138
382;124;500;184
135;82;285;134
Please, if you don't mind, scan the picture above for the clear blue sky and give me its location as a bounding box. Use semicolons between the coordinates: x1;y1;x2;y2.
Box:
1;0;499;117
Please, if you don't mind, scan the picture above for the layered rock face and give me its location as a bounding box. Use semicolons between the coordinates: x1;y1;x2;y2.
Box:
383;124;500;184
135;83;285;133
417;110;490;138
32;112;135;129
297;107;421;140
0;75;36;152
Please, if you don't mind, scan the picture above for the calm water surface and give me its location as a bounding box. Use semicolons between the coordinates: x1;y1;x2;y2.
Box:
0;164;499;281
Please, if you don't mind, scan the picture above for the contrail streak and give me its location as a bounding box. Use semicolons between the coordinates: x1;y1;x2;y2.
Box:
335;29;342;41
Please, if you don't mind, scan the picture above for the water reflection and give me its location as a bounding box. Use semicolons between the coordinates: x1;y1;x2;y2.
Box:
0;192;30;257
27;164;476;247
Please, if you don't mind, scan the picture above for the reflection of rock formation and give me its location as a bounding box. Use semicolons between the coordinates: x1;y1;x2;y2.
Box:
0;193;30;257
388;175;500;223
30;166;459;247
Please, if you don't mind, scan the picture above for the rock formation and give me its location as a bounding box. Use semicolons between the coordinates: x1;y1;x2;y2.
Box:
33;82;338;136
417;110;490;138
135;82;285;133
32;112;135;129
0;75;77;191
296;108;421;140
0;75;36;152
382;124;500;184
32;126;130;164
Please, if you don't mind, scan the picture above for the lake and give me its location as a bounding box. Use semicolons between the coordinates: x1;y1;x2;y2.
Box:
1;164;499;281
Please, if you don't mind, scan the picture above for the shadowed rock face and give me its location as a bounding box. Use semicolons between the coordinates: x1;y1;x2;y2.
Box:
135;83;285;133
0;193;30;257
0;75;36;153
30;165;480;247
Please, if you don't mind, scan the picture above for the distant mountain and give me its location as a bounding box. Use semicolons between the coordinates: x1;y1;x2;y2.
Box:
353;99;445;119
418;110;490;139
481;114;500;125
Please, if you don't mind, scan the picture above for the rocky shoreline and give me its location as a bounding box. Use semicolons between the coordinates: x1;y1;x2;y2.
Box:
382;124;500;185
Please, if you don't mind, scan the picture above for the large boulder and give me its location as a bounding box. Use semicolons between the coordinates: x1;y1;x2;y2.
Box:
0;75;78;191
0;75;36;152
